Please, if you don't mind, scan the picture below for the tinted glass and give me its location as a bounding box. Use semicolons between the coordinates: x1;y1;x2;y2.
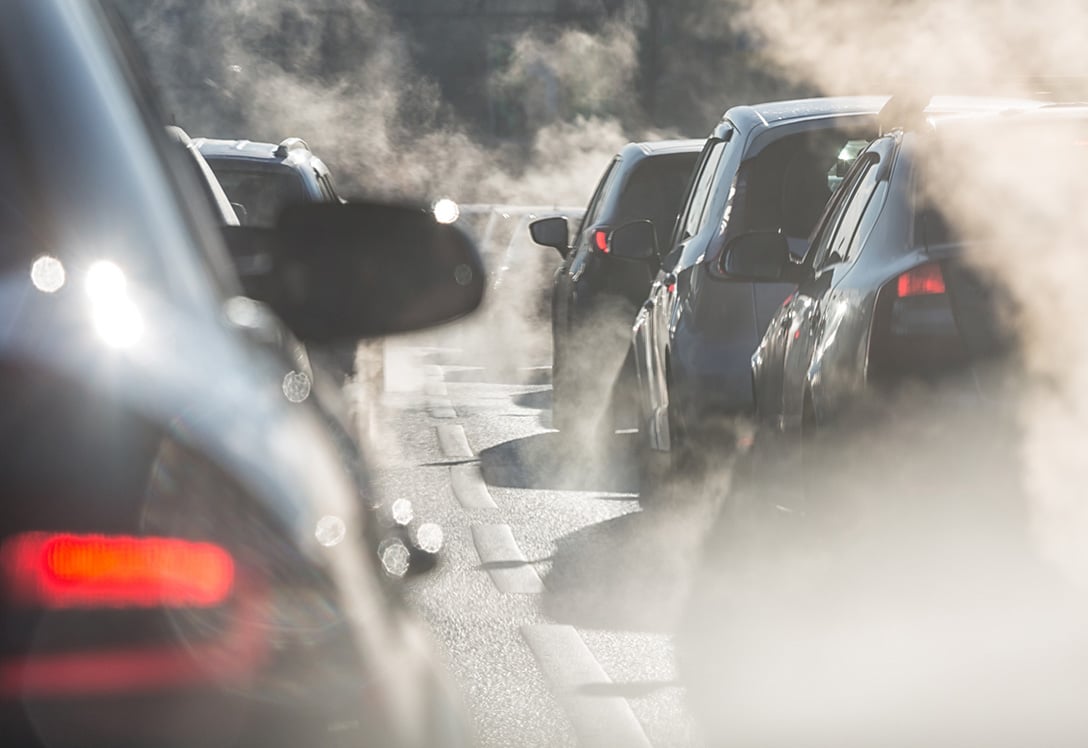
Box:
208;163;309;228
808;153;875;269
577;158;619;235
612;152;700;253
681;139;727;240
824;160;881;264
742;130;870;241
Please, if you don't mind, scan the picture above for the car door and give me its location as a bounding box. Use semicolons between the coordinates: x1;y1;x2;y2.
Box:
555;158;618;369
776;149;885;435
635;137;729;447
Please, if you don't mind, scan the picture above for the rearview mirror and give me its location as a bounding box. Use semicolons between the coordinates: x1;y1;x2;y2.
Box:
609;220;657;261
223;201;485;343
721;231;794;282
529;216;570;257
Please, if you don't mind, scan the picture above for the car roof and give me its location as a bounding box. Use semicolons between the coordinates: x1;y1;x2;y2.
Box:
192;138;284;161
724;96;889;131
192;137;331;174
721;95;1043;134
631;139;705;156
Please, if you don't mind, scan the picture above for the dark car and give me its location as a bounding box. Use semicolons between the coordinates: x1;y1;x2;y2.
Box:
0;2;482;745
195;136;343;227
196;136;367;376
528;140;703;433
626;98;882;485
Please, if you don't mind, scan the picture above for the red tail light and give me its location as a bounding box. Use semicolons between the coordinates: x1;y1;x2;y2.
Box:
1;533;234;609
594;229;610;253
897;263;946;298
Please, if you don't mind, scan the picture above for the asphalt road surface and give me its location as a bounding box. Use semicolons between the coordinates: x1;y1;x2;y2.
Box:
353;319;723;747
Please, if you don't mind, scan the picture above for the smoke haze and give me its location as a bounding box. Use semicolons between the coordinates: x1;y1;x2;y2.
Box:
118;1;1088;744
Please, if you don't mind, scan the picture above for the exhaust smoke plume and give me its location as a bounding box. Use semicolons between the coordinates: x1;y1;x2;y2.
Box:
674;2;1088;746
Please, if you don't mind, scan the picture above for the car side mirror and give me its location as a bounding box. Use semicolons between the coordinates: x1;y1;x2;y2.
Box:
721;231;796;282
222;201;485;343
529;216;570;257
609;220;658;262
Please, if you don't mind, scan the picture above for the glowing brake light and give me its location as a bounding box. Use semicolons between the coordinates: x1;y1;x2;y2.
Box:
1;533;235;609
896;263;946;298
594;229;610;253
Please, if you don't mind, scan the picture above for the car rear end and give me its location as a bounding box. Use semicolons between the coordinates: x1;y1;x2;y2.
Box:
0;357;385;748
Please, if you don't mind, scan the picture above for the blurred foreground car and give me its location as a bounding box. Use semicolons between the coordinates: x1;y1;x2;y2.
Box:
0;1;483;746
528;140;702;433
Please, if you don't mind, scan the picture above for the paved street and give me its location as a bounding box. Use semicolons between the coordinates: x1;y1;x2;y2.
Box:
353;322;721;747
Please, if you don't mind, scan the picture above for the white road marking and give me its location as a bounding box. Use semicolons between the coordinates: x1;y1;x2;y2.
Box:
450;463;498;509
471;524;544;594
436;424;473;458
521;624;653;748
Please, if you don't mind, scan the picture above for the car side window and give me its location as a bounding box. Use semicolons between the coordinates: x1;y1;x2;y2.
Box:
808;153;877;270
841;178;888;263
680;139;727;241
576;158;619;237
823;160;881;266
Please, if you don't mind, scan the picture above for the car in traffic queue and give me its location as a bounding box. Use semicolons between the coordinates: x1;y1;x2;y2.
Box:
0;1;483;746
528;141;705;432
732;97;1058;503
620;98;883;490
529;140;703;435
195;136;366;378
195;136;343;227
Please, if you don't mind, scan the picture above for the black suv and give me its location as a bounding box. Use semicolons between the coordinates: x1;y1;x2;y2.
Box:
529;139;702;433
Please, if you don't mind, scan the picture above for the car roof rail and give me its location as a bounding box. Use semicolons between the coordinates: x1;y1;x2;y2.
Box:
878;92;932;135
274;137;311;159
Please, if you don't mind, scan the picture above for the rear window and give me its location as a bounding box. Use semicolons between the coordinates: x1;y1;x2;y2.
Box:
206;162;308;228
612;152;700;251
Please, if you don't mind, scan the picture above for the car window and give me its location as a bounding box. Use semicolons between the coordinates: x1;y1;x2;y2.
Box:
209;163;309;228
679;139;727;242
612;152;700;254
740;130;872;243
576;157;619;236
841;177;887;263
807;152;877;269
822;159;881;266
